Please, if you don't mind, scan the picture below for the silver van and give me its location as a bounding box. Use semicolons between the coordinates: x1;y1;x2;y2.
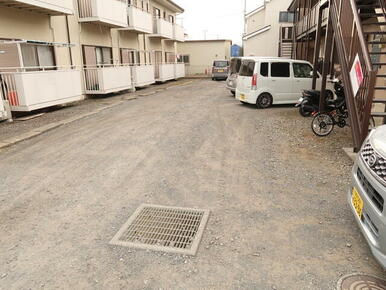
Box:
226;57;242;96
212;60;229;80
349;124;386;268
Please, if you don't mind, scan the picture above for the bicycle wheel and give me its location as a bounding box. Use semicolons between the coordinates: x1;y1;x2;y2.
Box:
311;113;334;137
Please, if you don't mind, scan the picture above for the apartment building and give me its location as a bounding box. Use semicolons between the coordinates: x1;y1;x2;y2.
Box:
177;39;232;75
0;0;185;116
243;0;294;58
289;0;386;150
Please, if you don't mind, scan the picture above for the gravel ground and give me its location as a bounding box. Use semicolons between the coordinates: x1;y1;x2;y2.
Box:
0;79;188;142
0;79;385;289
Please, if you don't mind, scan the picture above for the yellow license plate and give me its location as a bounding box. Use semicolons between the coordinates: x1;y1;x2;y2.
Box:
218;70;224;72
240;94;245;100
352;187;364;218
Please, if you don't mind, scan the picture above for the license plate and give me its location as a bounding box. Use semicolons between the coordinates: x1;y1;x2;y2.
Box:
352;187;364;218
240;94;245;100
218;70;224;73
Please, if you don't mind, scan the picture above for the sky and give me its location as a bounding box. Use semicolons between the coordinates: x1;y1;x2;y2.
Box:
173;0;264;45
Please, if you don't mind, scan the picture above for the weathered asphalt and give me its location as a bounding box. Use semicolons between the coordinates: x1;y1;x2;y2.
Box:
0;79;384;289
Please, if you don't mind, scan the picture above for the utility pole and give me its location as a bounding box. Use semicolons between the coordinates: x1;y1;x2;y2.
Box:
243;0;247;36
203;30;208;40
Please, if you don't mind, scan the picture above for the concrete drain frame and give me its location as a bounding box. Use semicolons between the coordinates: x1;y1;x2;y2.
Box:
110;204;210;256
337;273;386;289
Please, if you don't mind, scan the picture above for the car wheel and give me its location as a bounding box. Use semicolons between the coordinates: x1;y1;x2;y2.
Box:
256;93;273;109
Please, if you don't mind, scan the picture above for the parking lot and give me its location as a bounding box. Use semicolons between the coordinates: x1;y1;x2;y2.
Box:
0;79;385;289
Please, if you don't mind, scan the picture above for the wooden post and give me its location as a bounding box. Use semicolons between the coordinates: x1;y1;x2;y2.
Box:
319;3;334;112
312;4;323;89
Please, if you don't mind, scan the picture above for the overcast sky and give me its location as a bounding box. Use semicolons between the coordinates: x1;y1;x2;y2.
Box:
174;0;264;45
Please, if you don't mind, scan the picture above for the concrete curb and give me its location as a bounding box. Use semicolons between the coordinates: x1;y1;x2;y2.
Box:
0;80;195;150
0;97;138;150
342;147;357;162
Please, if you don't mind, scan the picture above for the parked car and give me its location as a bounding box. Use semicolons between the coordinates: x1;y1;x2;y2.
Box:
212;60;229;81
226;57;242;96
349;125;386;269
235;57;333;108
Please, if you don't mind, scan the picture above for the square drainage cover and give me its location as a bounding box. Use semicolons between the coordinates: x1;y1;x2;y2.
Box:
110;204;210;255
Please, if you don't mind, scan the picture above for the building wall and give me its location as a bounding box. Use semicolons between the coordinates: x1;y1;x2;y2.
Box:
0;0;184;110
243;0;293;57
177;40;232;75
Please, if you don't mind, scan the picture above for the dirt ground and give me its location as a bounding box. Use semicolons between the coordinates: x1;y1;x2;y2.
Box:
0;79;385;289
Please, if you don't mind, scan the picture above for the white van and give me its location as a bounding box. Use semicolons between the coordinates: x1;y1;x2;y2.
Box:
236;57;329;108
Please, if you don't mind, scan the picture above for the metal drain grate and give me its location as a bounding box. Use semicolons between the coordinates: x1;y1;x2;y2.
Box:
110;204;210;255
338;273;386;290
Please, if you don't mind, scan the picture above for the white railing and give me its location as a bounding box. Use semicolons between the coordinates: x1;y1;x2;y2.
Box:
8;0;74;15
83;64;132;94
174;63;185;79
173;24;185;42
130;64;155;87
127;4;152;33
78;0;128;27
0;66;83;111
152;17;174;39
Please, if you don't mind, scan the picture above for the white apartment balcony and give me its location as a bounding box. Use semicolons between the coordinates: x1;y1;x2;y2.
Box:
123;5;152;34
174;63;185;79
0;67;83;111
131;65;155;87
173;24;185;42
78;0;128;28
84;65;132;94
0;0;74;15
156;63;175;82
150;18;173;39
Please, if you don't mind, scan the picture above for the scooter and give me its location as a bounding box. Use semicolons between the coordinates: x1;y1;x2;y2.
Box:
295;79;335;117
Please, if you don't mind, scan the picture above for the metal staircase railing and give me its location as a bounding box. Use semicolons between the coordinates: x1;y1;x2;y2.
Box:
329;0;378;151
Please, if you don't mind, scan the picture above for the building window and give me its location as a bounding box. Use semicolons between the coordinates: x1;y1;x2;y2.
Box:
169;15;175;23
279;11;295;23
163;11;167;20
271;62;290;77
165;52;175;63
20;43;55;70
281;27;293;40
83;45;112;67
121;49;141;65
177;55;189;64
153;7;161;18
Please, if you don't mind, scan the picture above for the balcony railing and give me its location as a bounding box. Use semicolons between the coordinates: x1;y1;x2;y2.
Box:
174;63;185;79
173;24;185;42
78;0;128;28
295;2;328;38
131;65;155;87
0;0;74;15
124;4;152;33
151;17;174;39
0;66;83;111
154;63;175;81
83;64;132;94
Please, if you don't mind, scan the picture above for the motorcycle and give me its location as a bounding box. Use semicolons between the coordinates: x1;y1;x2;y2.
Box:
295;81;335;117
